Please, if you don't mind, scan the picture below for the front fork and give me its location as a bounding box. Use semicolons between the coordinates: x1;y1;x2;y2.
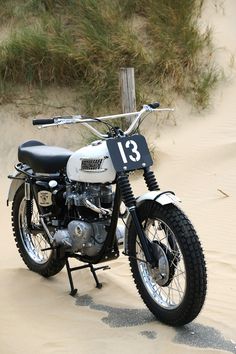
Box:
117;168;159;266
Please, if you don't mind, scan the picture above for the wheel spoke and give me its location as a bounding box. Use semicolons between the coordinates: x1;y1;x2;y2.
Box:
18;198;51;264
136;217;187;310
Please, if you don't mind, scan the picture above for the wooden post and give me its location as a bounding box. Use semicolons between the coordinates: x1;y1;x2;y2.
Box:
119;67;136;123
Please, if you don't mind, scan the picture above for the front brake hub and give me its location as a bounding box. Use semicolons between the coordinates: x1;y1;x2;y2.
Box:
150;241;178;287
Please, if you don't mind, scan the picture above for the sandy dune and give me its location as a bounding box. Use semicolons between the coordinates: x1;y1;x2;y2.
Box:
1;1;236;353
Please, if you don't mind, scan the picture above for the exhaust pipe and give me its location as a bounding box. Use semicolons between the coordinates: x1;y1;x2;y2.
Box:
83;198;112;216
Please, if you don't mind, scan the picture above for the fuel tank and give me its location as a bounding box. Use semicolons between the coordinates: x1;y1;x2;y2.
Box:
66;140;116;183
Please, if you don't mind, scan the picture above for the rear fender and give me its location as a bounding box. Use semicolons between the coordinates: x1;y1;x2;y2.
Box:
7;169;28;205
123;191;181;254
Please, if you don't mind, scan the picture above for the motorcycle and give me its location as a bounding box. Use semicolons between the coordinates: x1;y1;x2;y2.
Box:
7;102;207;326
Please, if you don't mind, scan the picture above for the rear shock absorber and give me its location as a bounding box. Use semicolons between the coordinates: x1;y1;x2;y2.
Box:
25;181;32;229
143;168;160;191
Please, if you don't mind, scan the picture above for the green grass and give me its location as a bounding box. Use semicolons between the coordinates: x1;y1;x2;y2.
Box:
0;0;220;114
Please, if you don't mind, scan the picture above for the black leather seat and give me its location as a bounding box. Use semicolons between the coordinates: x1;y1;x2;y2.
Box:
18;140;73;173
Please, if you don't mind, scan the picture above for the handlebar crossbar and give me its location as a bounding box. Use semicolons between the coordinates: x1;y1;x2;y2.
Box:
33;104;174;138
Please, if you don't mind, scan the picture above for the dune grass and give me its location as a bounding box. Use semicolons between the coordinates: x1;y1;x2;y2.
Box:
0;0;220;114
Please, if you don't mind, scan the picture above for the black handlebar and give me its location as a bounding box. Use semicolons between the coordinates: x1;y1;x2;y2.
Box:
148;102;160;109
32;118;55;125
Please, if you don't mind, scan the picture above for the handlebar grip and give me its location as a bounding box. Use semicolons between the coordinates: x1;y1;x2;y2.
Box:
148;102;160;109
32;118;55;126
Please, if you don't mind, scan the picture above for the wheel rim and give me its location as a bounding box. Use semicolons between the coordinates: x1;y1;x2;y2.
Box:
18;198;52;264
136;218;186;310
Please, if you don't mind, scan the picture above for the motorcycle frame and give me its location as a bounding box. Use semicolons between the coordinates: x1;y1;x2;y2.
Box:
11;162;156;264
12;163;122;261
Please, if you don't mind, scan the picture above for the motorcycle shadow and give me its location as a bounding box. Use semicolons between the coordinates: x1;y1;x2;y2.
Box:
75;293;155;328
75;294;236;353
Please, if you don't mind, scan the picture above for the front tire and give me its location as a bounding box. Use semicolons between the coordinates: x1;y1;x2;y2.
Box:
12;185;65;277
128;201;207;326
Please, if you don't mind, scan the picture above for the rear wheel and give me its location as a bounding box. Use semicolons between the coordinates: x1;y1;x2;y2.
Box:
128;201;207;326
12;185;65;277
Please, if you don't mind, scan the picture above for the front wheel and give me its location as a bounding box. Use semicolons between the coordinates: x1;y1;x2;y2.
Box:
128;201;207;326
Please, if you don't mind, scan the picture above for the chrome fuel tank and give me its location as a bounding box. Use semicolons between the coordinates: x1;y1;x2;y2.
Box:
66;140;116;183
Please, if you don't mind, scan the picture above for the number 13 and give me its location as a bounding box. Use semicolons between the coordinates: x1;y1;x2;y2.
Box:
117;140;141;164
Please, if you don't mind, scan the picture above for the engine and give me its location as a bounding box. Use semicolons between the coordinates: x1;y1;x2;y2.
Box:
54;219;110;256
53;183;113;256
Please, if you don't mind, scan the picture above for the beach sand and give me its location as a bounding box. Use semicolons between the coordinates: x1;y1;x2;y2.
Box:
0;1;236;353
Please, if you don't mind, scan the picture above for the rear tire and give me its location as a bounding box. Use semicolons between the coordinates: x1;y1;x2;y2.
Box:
128;201;207;326
12;185;65;277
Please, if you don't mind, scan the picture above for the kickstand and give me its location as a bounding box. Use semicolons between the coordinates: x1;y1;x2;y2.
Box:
65;258;110;296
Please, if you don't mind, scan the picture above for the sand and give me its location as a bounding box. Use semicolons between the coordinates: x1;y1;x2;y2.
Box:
1;1;236;353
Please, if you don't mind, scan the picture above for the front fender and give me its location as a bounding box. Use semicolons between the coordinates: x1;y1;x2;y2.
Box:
123;191;180;254
136;190;180;206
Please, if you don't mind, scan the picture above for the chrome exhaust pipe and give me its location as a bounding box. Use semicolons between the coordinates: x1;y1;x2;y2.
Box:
83;198;112;216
